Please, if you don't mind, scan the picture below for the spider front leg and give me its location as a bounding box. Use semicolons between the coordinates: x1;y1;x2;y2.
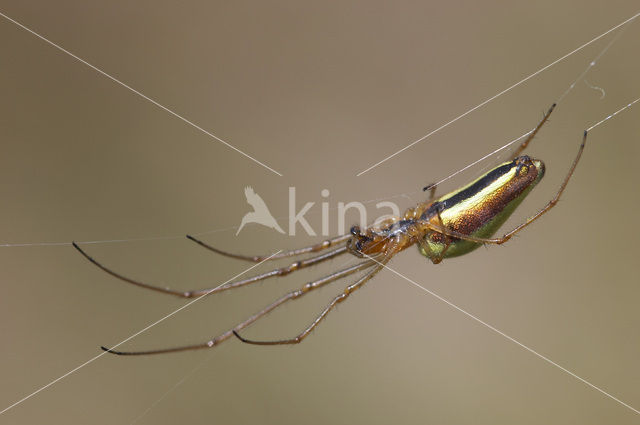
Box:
187;233;351;262
233;249;396;346
73;241;349;298
102;258;380;355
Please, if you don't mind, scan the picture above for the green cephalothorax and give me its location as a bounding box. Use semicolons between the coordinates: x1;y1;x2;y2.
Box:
419;155;545;262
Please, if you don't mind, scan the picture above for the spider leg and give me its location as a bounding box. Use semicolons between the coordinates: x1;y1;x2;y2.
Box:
186;234;352;262
101;258;379;355
73;242;350;298
425;210;451;265
424;128;587;246
422;183;438;201
509;103;556;160
233;250;395;345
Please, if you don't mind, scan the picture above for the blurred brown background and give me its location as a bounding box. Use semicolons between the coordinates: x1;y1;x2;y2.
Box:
0;1;639;424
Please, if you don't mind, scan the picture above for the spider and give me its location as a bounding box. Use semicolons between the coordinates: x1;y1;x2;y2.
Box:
73;102;588;355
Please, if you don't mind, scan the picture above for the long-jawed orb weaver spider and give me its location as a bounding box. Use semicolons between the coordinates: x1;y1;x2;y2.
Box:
73;102;588;356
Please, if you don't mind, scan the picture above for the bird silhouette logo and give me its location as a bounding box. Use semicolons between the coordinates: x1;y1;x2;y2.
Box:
236;186;285;235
